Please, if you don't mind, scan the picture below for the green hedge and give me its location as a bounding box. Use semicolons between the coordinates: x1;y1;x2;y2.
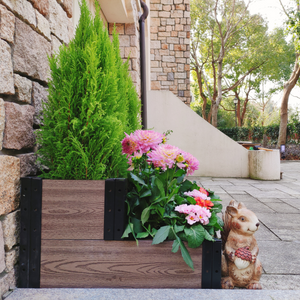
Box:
219;123;300;144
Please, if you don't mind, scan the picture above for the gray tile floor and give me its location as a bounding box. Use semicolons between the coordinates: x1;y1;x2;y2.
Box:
190;161;300;290
6;161;300;299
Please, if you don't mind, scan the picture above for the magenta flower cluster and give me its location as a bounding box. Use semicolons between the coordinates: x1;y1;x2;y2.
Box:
121;130;199;176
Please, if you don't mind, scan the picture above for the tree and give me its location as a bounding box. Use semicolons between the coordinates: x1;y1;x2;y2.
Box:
278;0;300;146
191;0;294;128
37;0;141;179
191;0;269;127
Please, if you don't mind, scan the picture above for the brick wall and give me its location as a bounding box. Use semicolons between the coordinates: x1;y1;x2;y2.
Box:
150;0;191;104
0;0;73;297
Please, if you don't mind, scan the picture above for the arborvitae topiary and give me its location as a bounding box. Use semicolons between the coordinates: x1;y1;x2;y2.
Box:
37;0;141;180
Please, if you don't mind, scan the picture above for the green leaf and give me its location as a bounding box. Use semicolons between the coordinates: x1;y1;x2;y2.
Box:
121;223;132;238
130;173;146;186
178;237;194;270
172;239;180;253
176;174;185;184
140;189;151;198
141;206;151;224
168;178;177;190
131;217;143;233
174;224;185;233
175;194;185;205
174;169;185;177
152;225;170;245
211;202;222;213
217;215;224;228
136;232;149;239
184;225;205;248
207;213;218;226
179;180;193;192
155;177;165;197
204;229;215;242
187;196;196;204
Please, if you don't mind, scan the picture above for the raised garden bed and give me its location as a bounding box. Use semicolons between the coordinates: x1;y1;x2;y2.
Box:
19;177;221;289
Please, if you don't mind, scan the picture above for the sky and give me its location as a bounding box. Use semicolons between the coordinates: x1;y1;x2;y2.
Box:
248;0;300;108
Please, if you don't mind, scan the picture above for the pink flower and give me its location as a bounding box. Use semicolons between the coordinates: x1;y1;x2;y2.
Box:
121;132;139;155
175;204;211;225
147;144;181;170
200;187;209;196
181;151;199;176
184;189;211;200
186;212;198;225
134;130;164;153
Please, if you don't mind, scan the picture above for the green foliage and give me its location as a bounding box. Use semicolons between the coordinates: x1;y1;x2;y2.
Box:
37;0;141;180
219;120;300;144
123;152;223;269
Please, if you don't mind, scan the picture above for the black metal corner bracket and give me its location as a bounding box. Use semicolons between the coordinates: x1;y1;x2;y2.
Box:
104;178;128;240
19;177;42;288
202;239;222;289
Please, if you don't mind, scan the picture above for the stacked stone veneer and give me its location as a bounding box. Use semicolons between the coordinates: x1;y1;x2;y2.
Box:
0;0;73;297
150;0;191;104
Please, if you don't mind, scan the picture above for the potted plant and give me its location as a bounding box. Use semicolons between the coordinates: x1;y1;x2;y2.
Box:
19;0;223;289
121;129;223;270
19;0;140;288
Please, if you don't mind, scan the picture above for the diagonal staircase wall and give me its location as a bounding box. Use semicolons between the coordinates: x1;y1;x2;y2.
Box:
147;90;249;177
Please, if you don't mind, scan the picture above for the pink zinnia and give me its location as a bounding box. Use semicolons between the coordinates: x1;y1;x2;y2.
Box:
181;151;199;175
134;130;164;153
121;132;139;155
147;144;181;170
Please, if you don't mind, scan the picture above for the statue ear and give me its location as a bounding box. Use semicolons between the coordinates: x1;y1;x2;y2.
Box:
238;202;246;209
227;206;238;217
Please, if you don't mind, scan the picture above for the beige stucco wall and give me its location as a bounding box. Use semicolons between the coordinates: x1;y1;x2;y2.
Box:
147;91;249;177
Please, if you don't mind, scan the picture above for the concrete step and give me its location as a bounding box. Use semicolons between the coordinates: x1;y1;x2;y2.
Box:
4;288;300;300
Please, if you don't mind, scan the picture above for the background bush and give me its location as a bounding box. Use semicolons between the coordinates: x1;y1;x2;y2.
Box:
37;0;141;180
219;122;300;145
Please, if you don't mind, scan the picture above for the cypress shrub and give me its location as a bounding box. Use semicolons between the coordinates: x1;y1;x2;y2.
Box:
37;0;141;180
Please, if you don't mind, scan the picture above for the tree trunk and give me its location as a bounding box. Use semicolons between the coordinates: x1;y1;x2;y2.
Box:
278;54;300;146
211;102;219;127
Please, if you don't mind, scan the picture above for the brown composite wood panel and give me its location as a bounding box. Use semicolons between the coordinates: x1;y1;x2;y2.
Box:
40;240;202;288
41;180;105;240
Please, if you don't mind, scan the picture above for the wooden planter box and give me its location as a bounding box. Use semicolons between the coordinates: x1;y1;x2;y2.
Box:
19;177;221;289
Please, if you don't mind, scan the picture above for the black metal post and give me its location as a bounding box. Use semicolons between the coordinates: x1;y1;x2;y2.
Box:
139;1;149;129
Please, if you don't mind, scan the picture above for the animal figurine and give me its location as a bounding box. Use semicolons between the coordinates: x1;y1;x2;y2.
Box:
221;200;262;289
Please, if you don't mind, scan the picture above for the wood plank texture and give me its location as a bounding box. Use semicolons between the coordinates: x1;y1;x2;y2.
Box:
40;240;202;288
41;180;105;240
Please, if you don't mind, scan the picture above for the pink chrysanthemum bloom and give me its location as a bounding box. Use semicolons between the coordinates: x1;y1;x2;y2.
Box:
182;151;199;176
184;189;211;201
121;132;139;155
147;144;181;170
134;130;164;153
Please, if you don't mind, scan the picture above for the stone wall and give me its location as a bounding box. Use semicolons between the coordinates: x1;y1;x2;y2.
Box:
150;0;191;104
0;0;73;297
